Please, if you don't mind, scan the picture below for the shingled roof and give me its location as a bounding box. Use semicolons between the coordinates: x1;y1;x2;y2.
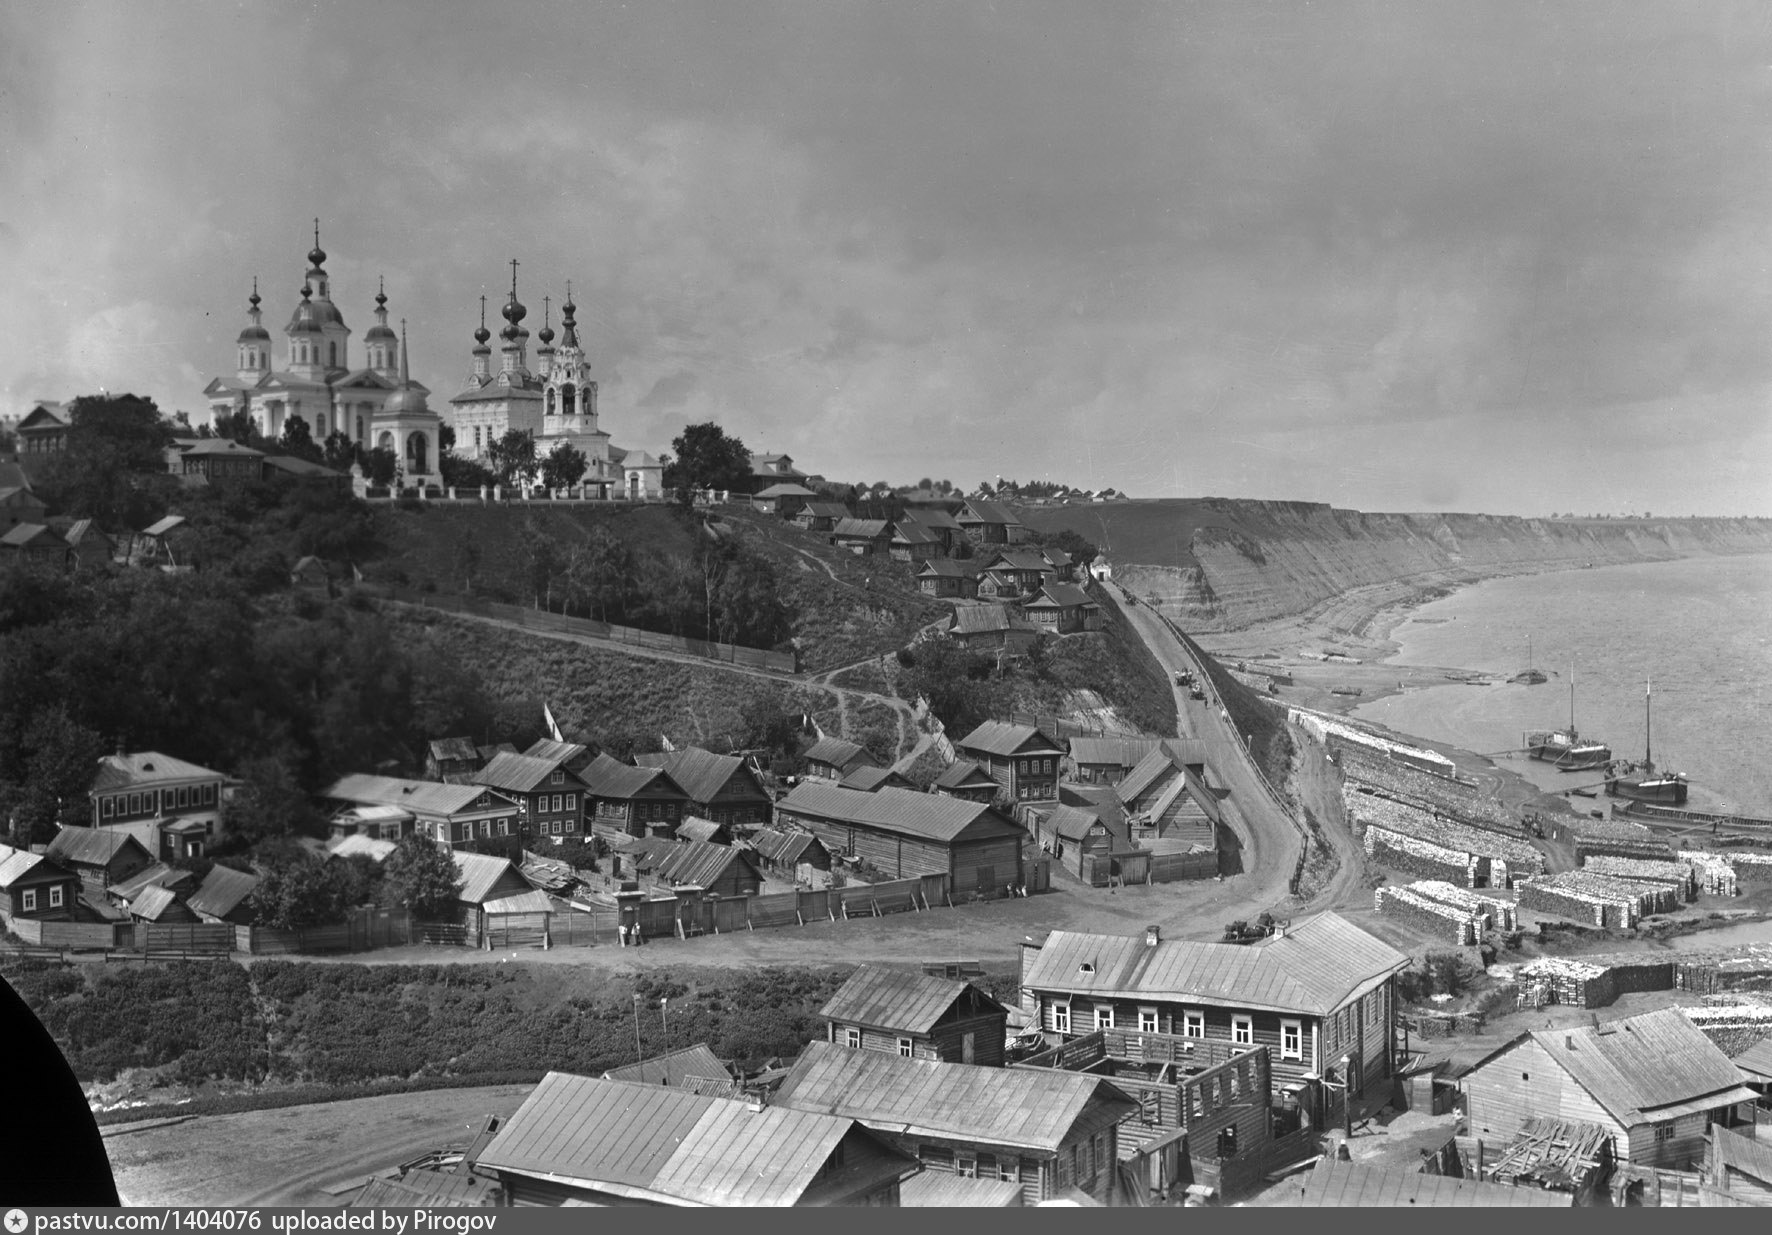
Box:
475;751;576;795
1022;912;1409;1017
631;748;762;806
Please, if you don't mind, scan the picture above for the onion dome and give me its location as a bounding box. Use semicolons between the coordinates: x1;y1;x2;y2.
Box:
559;282;582;350
537;295;556;347
308;218;326;269
364;276;397;343
500;258;528;341
237;279;270;342
287;284;324;334
472;295;492;349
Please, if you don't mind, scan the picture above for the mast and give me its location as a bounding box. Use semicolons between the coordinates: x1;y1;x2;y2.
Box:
1570;657;1576;732
1643;678;1653;773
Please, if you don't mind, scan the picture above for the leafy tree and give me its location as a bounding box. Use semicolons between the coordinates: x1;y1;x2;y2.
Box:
438;423;456;454
382;836;462;919
277;415;324;463
0;704;106;846
897;637;1001;736
321;431;359;473
664;422;751;506
440;450;497;492
252;852;352;931
33;393;176;528
488;429;539;486
540;442;589;490
219;755;320;851
361;447;399;487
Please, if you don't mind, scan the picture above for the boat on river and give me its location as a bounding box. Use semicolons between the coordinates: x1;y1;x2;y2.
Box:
1510;634;1548;685
1523;659;1612;770
1606;679;1688;806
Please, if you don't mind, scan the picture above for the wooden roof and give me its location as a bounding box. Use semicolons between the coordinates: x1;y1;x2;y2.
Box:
1023;912;1409;1017
580;753;683;799
323;773;513;818
1516;1008;1758;1126
1068;736;1164;769
774;1041;1135;1155
474;751;577;794
805;736;870;770
900;1173;1023;1206
46;826;150;869
956;720;1066;759
837;766;912;793
830;517;891;539
1275;1158;1570;1207
776;783;1023;845
632;748;765;806
675;818;726;844
950;606;1012;635
604;1044;732;1089
1041;804;1108;843
651;839;760;890
186;864;259;919
450;851;519;905
749;827;824;865
475;1072;907;1206
819;965;1007;1036
933;759;998;791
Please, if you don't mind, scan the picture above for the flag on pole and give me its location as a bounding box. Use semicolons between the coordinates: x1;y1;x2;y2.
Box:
661;734;678;752
543;702;564;744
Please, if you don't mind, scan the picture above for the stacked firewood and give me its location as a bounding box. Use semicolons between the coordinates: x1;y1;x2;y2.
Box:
1374;885;1482;945
1580;855;1697;901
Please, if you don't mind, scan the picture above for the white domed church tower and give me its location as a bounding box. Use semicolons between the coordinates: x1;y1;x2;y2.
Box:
375;321;442;485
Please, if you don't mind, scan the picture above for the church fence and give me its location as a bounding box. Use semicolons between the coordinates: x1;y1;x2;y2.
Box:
356;581;798;673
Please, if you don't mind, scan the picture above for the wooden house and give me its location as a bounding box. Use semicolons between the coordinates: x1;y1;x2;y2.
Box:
320;774;521;849
751;482;819;516
15;402;68;454
956;499;1026;546
646;838;764;899
1116;744;1219;849
1067;736;1166;785
1035;804;1121;883
774;1041;1137;1205
326;803;415;843
820;964;1011;1066
946;605;1038;654
0;484;47;531
45;826;153;901
186;864;261;926
0;844;79;925
790;501;850;533
580;754;691;840
88;749;235;861
747;826;831;882
1272;1158;1572;1207
1463;1007;1760;1170
674;817;731;846
888;519;941;564
60;519;114;571
899;507;964;555
1706;1127;1772;1204
1021;583;1101;634
932;759;1001;804
0;523;70;571
473;751;588;842
955;720;1065;803
126;883;195;924
774;783;1024;898
325;834;399;864
452;850;544;943
915;558;977;599
105;862;194;917
899;1175;1023;1206
829;517;893;556
1041;546;1076;582
746;452;811;495
633;748;772;830
261;455;349;488
178;437;265;482
520;738;597;778
1019;915;1411;1128
604;1044;735;1094
838;766;915;793
473;1071;918;1205
978;549;1054;598
803;735;875;782
424;737;483;783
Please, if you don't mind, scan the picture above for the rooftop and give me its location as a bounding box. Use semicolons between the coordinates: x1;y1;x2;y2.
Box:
956;719;1066;759
819;965;1006;1036
1514;1007;1757;1125
776;783;1022;845
91;750;226;794
322;773;510;818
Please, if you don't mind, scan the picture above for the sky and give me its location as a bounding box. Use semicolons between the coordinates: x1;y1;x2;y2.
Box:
5;1;1772;517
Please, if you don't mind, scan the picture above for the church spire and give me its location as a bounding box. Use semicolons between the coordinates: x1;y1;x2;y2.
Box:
469;294;492;384
560;280;581;350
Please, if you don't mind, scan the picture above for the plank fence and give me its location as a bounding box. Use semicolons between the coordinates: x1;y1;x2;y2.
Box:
356;582;797;674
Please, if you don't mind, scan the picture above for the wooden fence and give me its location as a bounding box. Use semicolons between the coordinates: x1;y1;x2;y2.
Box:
236;909;414;955
357;582;798;674
20;920;130;950
132;923;236;955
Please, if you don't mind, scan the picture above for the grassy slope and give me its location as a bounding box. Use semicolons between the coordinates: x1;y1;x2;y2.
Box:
1015;498;1284;570
1000;601;1178;736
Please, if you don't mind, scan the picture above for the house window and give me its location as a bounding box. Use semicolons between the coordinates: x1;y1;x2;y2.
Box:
1232;1015;1253;1046
1096;1005;1115;1031
49;885;64;908
552;770;565;785
102;796;114;819
956;1153;977;1179
565;794;576;811
1053;1002;1071;1034
1139;1007;1158;1035
845;1027;861;1049
177;786;189;808
1183;1009;1204;1038
21;889;36;912
1655;1121;1675;1143
129;793;141;815
479;821;491;837
1280;1019;1302;1060
497;819;509;836
898;1038;913;1058
204;784;216;804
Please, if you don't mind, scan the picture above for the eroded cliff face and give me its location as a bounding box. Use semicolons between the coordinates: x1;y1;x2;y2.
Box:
1099;502;1772;633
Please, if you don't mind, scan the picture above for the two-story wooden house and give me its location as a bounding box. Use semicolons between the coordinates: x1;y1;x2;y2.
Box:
820;965;1011;1067
774;1041;1137;1205
179;437;266;482
932;759;1002;804
320;774;521;849
580;754;691;839
955;720;1065;803
803;736;876;782
1115;743;1220;850
88;750;237;861
633;748;773;831
473;750;588;841
774;783;1024;898
1019;915;1410;1128
946;606;1039;654
978;549;1054;598
956;499;1026;546
15;402;69;455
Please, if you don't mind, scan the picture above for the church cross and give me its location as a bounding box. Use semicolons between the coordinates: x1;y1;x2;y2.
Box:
510;258;520;295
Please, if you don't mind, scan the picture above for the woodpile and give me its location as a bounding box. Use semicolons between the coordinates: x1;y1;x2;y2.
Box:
1485;1117;1612;1198
1580;855;1697;901
1352;792;1544;887
1374;885;1482;945
1681;1003;1772;1056
1674;946;1772;996
1574;836;1677;863
1515;957;1607;1008
1366;828;1475;886
1408;880;1519;931
1517;870;1679;927
1335;743;1524;835
1676;851;1739;897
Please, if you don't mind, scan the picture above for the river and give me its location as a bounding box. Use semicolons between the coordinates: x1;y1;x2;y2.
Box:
1351;554;1772;817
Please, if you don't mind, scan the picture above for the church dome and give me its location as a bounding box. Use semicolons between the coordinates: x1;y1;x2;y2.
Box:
365;286;396;340
238;323;271;342
287;286;324;334
382;384;430;416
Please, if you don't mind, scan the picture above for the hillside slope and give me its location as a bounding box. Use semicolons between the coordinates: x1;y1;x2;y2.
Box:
1020;500;1772;632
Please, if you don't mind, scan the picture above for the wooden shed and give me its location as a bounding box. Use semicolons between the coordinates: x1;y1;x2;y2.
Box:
748;827;832;881
774;783;1026;899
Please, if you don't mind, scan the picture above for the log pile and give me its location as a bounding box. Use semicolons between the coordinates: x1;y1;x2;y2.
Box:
1674;946;1772;996
1575;835;1677;863
1409;880;1519;932
1517;870;1675;927
1374;885;1483;945
1580;855;1697;901
1515;957;1608;1008
1676;851;1739;898
1721;852;1772;885
1366;828;1475;886
1352;792;1544;885
1485;1117;1612;1197
1339;746;1524;835
1680;1002;1772;1055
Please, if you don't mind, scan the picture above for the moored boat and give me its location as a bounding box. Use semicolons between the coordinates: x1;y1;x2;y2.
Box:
1523;659;1611;770
1605;679;1688;806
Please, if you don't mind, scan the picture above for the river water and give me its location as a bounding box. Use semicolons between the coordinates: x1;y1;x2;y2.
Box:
1351;554;1772;817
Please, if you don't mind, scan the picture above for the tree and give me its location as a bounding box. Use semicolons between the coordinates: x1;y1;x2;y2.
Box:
277;415;324;463
540;442;589;490
440;451;497;492
220;755;321;852
382;836;462;919
1;704;106;846
664;422;751;506
488;429;539;486
361;446;399;487
33;393;176;528
321;430;358;473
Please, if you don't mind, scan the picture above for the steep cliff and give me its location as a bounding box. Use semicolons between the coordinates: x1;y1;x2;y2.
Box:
1019;500;1772;633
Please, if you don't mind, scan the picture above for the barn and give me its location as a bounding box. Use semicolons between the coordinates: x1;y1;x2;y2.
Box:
774;783;1026;899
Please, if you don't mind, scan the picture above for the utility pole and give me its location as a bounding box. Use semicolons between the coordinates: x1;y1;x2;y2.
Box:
632;993;643;1066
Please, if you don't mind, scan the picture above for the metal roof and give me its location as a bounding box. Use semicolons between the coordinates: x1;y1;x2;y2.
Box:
1022;912;1410;1017
325;835;398;863
451;851;516;905
322;773;512;818
604;1044;732;1088
838;766;909;792
475;751;574;794
632;748;763;806
819;965;1006;1036
90;750;225;793
186;864;259;919
1068;737;1164;769
1528;1008;1755;1125
1278;1158;1570;1207
652;839;759;890
933;759;997;790
776;783;1023;845
0;844;50;888
521;738;588;766
475;1072;882;1206
750;827;823;865
46;826;148;869
753;483;819;498
956;720;1066;759
774;1041;1135;1155
900;1173;1023;1206
805;736;870;770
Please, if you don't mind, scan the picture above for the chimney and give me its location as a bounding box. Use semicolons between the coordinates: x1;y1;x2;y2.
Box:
1565;1035;1575;1050
1145;924;1160;947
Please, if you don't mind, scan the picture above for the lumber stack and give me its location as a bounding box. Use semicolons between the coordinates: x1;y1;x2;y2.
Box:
1722;852;1772;885
1677;851;1739;898
1408;880;1519;932
1517;870;1672;927
1515;957;1608;1008
1580;855;1697;901
1353;792;1544;887
1374;885;1482;945
1486;1117;1611;1195
1681;1002;1772;1055
1674;946;1772;996
1366;828;1475;886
